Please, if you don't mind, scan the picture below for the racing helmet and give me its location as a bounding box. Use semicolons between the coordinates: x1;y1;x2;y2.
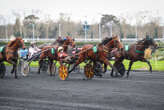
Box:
58;46;64;52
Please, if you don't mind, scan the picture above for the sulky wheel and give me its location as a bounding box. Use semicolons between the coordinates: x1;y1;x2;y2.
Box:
58;65;69;80
22;62;30;76
0;63;6;78
84;64;94;79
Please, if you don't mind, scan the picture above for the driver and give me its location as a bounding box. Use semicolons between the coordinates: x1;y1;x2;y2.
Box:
28;42;41;59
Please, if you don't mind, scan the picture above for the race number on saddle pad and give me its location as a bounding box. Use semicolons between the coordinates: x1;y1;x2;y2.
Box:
51;48;55;55
93;46;97;53
0;46;4;52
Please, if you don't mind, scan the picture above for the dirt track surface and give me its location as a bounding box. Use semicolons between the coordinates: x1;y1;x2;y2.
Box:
0;67;164;110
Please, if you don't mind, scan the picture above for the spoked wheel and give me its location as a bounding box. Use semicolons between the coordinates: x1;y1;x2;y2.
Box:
84;63;94;79
22;61;30;76
58;65;69;80
0;63;6;78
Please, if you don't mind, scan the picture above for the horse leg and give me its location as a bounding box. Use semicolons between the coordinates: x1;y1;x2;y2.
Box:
68;57;84;73
38;60;42;74
11;65;14;74
142;59;152;73
110;68;114;77
99;56;119;76
14;62;18;79
127;61;133;78
103;63;107;73
49;59;53;76
8;60;18;78
67;64;71;72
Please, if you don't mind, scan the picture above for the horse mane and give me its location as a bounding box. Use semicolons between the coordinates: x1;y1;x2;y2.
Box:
7;39;17;47
100;37;113;45
7;37;22;47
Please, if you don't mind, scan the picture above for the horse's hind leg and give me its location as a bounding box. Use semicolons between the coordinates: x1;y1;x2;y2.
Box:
127;61;133;78
49;60;53;76
142;59;152;73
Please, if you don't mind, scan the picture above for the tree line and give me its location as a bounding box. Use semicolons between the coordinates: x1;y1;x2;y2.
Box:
0;11;163;39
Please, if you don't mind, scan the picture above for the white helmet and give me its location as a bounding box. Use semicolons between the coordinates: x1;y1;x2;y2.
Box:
58;46;64;52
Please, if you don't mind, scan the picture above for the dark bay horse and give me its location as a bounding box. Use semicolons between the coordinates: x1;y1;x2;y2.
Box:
0;37;25;78
68;35;123;75
38;36;75;75
111;37;157;77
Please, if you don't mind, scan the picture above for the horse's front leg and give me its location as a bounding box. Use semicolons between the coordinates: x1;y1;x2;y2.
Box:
110;68;114;77
68;56;84;73
142;58;152;73
7;60;18;78
49;59;53;76
11;65;14;74
99;56;119;76
14;61;18;79
103;63;107;73
127;61;133;78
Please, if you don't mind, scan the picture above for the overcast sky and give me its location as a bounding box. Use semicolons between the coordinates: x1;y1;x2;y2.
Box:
0;0;164;24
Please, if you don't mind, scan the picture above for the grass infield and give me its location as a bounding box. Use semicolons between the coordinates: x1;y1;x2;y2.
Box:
4;59;164;71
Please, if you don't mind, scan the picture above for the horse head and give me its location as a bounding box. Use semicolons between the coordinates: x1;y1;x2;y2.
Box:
7;37;25;49
63;36;75;48
112;35;123;51
139;36;157;50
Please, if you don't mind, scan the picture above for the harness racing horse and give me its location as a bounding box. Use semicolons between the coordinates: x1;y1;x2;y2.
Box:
111;36;157;78
0;37;25;78
68;35;123;78
38;36;75;75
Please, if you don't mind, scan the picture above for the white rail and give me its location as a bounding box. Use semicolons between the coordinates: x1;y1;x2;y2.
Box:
0;38;164;42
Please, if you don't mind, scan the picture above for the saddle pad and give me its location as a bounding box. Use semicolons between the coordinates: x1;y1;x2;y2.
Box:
0;46;4;52
93;46;97;53
51;48;55;54
124;45;129;51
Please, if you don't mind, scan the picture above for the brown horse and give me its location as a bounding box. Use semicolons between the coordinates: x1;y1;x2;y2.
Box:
0;37;25;78
68;35;123;75
38;36;75;75
111;37;157;77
